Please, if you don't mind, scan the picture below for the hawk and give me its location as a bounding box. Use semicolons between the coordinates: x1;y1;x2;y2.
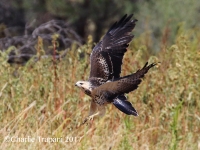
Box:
75;14;156;123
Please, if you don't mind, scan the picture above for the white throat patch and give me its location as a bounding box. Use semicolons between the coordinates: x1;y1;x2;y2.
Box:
75;81;92;91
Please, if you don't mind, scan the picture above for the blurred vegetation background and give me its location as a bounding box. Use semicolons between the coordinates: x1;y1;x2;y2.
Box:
0;0;200;150
1;0;200;52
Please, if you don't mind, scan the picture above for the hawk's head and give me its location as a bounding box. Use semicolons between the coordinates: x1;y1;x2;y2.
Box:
75;81;92;96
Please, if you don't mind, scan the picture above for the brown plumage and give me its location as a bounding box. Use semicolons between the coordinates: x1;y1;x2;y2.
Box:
91;62;156;105
89;14;137;85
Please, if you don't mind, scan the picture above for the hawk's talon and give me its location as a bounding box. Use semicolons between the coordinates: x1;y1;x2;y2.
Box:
81;112;99;125
81;118;88;125
82;116;93;125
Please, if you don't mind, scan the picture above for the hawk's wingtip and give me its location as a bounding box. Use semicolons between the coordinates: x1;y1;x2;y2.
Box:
135;113;139;116
131;110;139;116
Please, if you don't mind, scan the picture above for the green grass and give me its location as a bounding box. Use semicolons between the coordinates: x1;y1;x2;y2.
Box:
0;30;200;150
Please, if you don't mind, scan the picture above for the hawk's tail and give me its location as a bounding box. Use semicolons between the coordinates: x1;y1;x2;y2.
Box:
113;95;138;116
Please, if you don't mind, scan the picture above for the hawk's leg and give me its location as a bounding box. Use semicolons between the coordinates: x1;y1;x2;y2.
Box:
82;104;106;125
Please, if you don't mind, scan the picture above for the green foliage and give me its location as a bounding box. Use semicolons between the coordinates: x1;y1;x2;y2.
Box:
134;0;200;52
170;101;183;150
0;28;200;150
119;135;132;150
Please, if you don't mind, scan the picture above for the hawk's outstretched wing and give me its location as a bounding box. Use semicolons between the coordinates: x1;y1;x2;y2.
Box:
92;62;156;103
89;14;137;85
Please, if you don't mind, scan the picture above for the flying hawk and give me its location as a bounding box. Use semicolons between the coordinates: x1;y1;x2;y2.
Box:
75;14;156;123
